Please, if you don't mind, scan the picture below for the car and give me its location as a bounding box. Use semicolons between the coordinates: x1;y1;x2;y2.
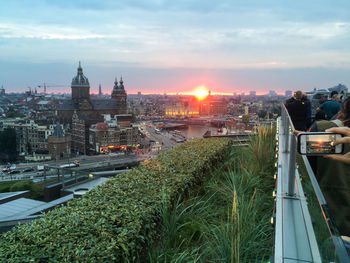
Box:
23;167;34;173
8;170;20;174
2;167;10;172
37;165;50;171
2;163;12;172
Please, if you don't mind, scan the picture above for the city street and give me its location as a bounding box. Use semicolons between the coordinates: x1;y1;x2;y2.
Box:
0;125;187;181
140;123;180;154
0;154;136;181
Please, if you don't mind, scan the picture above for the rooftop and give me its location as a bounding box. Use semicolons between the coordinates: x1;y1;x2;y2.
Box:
60;99;118;111
0;198;45;220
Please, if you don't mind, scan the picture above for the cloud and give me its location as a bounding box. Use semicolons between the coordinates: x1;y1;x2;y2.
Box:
0;23;105;40
1;0;350;72
1;19;350;70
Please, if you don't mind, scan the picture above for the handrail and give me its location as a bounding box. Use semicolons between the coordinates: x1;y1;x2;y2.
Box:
280;104;349;262
281;104;297;196
275;110;321;262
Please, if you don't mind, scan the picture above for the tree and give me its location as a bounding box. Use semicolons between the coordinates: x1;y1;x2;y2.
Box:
130;112;137;123
6;107;25;118
272;105;281;117
7;111;25;118
241;114;250;124
258;109;267;119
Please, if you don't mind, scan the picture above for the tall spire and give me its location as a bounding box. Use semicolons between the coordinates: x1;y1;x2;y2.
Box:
113;77;119;90
119;75;124;90
99;84;102;96
72;61;89;87
77;61;83;74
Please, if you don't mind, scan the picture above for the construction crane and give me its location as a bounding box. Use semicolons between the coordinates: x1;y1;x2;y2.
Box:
37;83;70;94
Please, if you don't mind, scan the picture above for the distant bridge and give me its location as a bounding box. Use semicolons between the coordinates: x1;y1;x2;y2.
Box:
162;123;188;130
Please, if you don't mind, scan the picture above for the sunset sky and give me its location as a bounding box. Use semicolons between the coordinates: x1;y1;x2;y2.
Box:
1;0;350;94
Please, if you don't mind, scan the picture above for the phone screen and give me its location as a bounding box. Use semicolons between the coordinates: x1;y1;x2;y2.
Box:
299;133;343;155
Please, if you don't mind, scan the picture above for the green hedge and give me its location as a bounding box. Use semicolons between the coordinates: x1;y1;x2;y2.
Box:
0;180;44;200
0;138;232;262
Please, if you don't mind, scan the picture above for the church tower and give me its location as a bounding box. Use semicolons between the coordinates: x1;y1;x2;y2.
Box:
111;76;127;114
98;84;102;97
71;62;90;102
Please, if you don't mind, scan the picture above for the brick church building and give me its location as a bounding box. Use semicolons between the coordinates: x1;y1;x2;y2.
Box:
58;62;127;122
58;62;132;154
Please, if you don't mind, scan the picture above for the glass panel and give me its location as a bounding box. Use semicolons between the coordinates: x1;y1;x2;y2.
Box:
297;155;342;262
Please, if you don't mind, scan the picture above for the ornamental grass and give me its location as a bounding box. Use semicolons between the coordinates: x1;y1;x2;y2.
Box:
148;126;276;262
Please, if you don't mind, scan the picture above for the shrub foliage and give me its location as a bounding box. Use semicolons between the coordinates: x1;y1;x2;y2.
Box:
0;180;44;200
148;126;276;262
0;138;232;262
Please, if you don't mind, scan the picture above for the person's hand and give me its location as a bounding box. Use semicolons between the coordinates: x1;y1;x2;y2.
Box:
323;127;350;164
293;130;303;136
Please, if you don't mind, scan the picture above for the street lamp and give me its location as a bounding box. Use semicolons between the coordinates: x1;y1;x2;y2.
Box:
64;151;72;177
73;171;77;183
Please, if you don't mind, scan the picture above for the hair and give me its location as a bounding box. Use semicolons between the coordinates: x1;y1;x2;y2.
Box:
294;90;303;99
342;97;350;127
330;90;338;99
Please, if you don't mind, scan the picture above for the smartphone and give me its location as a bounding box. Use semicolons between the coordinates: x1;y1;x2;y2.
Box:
297;132;344;155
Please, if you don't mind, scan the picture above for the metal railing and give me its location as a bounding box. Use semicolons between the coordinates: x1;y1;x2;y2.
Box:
274;104;349;262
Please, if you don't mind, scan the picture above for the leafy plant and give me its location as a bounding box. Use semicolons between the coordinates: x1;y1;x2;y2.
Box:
0;138;232;262
148;126;276;262
0;180;44;200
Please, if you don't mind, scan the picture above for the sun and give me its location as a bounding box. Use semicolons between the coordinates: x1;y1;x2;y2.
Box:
194;86;208;100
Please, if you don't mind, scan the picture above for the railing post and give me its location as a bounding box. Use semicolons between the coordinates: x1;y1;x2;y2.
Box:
287;134;296;195
283;120;289;153
281;106;289;153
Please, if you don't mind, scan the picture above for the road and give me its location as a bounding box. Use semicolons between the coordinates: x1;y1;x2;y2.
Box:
140;122;180;154
5;153;131;171
0;154;137;182
0;124;186;181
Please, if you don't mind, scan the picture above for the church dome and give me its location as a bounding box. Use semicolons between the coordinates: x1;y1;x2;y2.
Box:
71;62;90;87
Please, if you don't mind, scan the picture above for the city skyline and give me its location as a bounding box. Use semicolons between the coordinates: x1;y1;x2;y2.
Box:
1;1;350;94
